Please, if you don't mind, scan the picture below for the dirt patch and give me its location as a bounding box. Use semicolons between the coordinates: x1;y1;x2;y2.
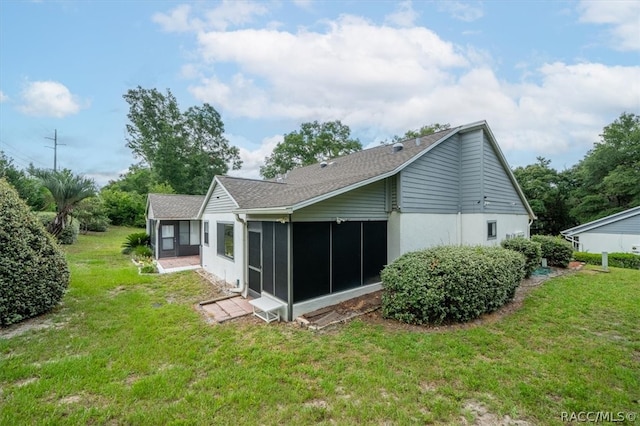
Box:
0;313;66;339
461;400;531;425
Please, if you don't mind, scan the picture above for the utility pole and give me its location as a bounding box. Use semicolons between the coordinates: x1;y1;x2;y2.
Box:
45;129;65;171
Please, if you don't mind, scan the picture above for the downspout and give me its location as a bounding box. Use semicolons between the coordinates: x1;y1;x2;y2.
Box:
229;213;247;295
527;218;534;238
457;211;462;246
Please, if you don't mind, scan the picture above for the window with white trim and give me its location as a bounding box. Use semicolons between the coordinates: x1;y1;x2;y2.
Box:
217;222;234;259
487;221;497;240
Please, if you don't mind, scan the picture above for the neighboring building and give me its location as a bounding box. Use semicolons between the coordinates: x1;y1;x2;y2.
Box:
146;193;205;259
561;206;640;253
198;121;536;321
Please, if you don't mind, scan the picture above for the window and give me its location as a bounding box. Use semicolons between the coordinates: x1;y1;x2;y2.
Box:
179;220;201;245
487;220;497;240
204;221;209;245
217;222;234;259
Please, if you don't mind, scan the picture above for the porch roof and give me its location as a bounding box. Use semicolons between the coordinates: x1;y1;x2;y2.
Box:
147;193;206;220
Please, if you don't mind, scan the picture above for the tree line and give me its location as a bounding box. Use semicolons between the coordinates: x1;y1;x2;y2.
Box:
1;83;637;238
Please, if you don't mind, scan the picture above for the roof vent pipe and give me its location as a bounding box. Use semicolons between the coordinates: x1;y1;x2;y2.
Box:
415;137;421;146
320;161;328;168
392;142;404;153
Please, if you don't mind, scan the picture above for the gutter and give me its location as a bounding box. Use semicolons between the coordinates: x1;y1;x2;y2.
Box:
229;213;247;295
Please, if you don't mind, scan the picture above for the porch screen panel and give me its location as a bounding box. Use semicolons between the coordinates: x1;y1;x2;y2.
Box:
332;221;362;292
179;221;190;245
362;221;387;285
293;222;330;303
262;223;274;295
274;222;289;302
248;231;261;269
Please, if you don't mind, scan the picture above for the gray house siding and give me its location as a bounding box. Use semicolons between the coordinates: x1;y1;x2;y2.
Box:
400;135;460;213
481;135;528;214
293;180;387;222
582;214;640;234
460;130;483;213
204;183;236;213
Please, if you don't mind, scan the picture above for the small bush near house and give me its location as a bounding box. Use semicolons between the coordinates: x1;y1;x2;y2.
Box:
381;245;525;325
122;232;151;254
0;179;70;325
132;245;153;259
501;236;542;277
573;252;640;269
37;212;80;245
531;235;573;268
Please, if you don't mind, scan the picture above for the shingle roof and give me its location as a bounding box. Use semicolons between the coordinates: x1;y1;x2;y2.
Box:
218;127;457;209
561;205;640;236
147;193;205;219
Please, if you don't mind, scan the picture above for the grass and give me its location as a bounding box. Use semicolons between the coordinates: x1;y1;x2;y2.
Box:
1;226;639;425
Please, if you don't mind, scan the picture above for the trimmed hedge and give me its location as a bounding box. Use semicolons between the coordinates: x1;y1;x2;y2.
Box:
0;179;70;325
573;252;640;269
37;212;80;245
531;235;573;268
381;246;525;325
501;236;542;277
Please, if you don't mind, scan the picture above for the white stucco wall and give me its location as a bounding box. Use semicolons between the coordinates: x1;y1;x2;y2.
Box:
388;212;531;262
574;232;640;254
200;212;245;289
460;213;530;246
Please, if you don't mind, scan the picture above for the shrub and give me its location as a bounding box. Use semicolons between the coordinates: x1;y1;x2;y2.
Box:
381;245;525;325
573;252;640;269
501;237;542;277
122;232;151;254
531;235;573;268
36;212;79;245
0;179;70;325
132;245;153;259
101;189;146;227
74;196;110;233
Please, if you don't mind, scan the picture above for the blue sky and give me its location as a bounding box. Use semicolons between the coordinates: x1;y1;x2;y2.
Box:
1;0;638;187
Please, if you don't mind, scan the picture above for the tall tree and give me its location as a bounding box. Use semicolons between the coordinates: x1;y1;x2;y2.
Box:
391;123;451;142
570;112;640;222
260;120;361;179
512;157;574;235
31;169;96;237
123;86;242;194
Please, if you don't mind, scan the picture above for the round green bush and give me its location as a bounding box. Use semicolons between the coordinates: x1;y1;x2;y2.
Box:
381;245;525;325
501;236;542;277
36;212;79;245
0;179;70;325
531;235;573;268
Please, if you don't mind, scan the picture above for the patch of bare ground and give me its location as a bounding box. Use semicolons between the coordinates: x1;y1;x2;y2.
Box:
0;308;68;339
462;401;531;426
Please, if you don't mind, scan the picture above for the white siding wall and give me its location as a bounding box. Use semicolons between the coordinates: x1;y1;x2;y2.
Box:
575;232;640;254
201;212;245;288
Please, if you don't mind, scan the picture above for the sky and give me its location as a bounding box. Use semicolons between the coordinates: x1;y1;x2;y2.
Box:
0;0;639;188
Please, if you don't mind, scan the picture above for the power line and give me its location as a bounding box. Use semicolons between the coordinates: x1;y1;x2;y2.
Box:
45;129;66;171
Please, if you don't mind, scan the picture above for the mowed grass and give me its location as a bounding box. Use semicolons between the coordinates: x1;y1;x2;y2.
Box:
1;227;638;425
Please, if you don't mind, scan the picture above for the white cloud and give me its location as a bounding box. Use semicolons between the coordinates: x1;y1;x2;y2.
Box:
578;0;640;51
385;1;419;28
153;1;268;32
173;8;638;166
18;81;85;118
0;90;7;102
228;134;282;179
438;1;484;22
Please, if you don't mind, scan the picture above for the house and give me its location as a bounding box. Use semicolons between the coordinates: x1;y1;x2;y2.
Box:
561;206;640;253
146;193;205;259
198;120;536;321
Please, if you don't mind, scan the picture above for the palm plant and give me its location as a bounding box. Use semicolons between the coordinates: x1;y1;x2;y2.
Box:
32;169;96;237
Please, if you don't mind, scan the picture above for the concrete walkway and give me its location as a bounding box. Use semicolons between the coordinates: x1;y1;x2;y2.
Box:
200;296;253;323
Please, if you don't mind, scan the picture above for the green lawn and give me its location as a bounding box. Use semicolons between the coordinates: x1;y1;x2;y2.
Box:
1;227;638;425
